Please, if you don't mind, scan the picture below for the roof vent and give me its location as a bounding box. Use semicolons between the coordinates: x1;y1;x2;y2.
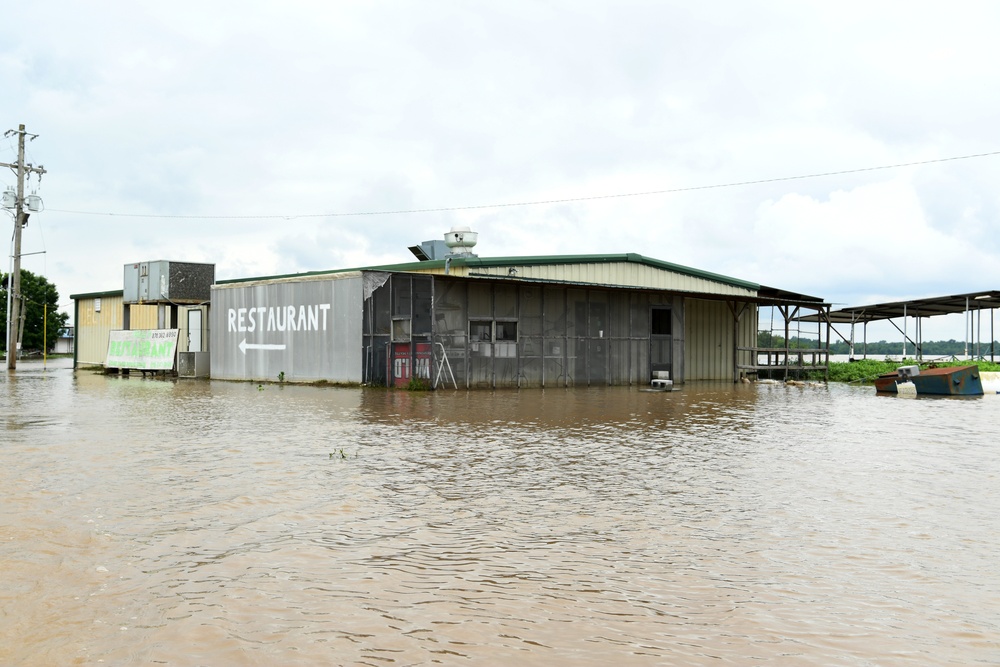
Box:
444;226;478;256
408;239;449;261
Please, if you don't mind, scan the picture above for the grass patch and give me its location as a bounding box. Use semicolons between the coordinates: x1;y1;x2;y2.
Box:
404;376;430;391
826;358;1000;384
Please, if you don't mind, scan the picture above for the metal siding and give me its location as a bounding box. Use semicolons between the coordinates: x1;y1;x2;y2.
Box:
210;275;363;383
682;299;700;378
738;306;758;378
74;296;158;366
684;298;757;381
75;295;122;366
123;265;139;303
129;305;159;329
176;306;189;353
671;294;686;383
420;275;757;386
427;262;756;297
148;262;165;302
685;299;729;380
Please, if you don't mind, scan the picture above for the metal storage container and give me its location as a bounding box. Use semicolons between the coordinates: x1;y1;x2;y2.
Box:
123;261;215;304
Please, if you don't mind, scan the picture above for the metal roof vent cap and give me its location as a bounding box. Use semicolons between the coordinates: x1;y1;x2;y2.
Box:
444;226;478;256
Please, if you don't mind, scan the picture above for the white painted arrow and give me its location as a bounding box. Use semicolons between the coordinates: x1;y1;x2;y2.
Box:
239;339;287;354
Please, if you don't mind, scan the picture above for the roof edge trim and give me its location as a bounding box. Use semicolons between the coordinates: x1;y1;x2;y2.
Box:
217;253;759;290
70;289;125;299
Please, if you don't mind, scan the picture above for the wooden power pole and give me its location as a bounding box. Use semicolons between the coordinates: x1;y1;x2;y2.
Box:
2;124;47;370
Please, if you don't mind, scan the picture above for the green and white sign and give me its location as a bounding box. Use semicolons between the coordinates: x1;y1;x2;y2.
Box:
106;329;179;370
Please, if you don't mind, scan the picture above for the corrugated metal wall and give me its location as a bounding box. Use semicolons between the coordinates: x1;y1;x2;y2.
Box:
684;298;756;380
426;278;700;388
210;274;364;383
75;295;158;366
428;262;756;297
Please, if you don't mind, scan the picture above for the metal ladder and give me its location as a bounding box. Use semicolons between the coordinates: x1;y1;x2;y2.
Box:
433;342;458;389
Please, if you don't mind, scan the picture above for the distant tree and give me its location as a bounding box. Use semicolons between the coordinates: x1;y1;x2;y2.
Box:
757;332;826;349
817;338;999;356
0;269;69;354
757;331;778;348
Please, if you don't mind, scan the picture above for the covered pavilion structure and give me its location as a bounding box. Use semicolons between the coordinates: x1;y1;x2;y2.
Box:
737;285;832;381
797;290;1000;362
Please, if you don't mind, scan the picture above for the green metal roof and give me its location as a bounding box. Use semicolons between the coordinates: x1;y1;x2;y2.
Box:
217;253;759;291
69;289;124;300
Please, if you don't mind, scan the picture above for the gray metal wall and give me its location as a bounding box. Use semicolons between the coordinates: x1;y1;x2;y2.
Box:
684;297;757;380
210;274;364;383
430;277;688;389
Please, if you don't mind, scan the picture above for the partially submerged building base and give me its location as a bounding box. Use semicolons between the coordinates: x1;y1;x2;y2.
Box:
72;232;830;388
211;233;830;388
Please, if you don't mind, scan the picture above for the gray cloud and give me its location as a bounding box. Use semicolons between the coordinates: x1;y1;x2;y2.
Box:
3;1;1000;343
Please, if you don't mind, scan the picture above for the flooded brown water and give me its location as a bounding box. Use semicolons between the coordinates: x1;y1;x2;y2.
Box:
2;358;999;666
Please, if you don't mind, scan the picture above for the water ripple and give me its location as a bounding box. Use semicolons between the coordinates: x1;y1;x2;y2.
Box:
2;364;999;664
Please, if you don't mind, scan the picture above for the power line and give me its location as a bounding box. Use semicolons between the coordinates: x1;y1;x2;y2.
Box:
44;149;1000;221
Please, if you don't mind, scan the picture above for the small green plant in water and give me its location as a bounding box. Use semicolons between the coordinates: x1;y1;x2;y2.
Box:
329;449;348;459
405;376;429;391
278;371;285;383
257;384;264;391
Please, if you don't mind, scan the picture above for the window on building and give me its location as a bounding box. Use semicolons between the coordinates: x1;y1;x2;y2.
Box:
392;318;411;342
651;308;672;336
392;276;412;318
470;320;493;342
495;321;518;341
470;320;518;342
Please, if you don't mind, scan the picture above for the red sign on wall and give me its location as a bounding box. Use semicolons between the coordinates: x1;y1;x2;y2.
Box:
390;342;432;387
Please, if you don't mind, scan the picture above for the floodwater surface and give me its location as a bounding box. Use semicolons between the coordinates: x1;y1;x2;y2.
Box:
2;359;999;665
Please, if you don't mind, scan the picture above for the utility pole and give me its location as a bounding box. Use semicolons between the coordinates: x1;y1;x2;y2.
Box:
2;124;47;370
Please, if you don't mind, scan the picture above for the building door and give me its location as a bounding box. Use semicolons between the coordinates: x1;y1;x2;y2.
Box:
187;309;203;352
388;341;432;387
650;307;672;377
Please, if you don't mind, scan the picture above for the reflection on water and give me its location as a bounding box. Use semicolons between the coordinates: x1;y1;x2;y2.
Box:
2;358;999;665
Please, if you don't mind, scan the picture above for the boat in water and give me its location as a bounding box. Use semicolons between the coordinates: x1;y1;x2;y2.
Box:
874;365;984;396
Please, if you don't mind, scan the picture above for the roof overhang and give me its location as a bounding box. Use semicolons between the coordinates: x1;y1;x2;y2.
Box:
796;290;1000;323
212;252;829;310
754;285;828;308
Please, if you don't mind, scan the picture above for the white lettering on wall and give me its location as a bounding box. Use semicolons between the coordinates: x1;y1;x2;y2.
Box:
228;303;333;333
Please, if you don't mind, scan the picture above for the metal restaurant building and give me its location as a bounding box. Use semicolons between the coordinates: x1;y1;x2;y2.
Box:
211;230;829;388
71;261;215;375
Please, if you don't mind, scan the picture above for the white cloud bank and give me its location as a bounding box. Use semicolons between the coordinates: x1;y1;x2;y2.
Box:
3;1;1000;343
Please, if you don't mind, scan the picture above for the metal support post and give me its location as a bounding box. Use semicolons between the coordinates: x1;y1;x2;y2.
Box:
2;124;47;370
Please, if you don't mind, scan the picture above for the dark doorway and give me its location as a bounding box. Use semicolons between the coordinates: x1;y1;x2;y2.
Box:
650;307;672;377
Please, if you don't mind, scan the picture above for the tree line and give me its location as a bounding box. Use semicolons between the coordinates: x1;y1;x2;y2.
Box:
1;269;70;354
758;332;998;356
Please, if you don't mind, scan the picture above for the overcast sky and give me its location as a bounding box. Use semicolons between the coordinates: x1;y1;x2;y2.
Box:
4;1;1000;342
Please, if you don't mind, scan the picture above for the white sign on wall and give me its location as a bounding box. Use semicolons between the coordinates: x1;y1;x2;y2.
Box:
106;329;179;370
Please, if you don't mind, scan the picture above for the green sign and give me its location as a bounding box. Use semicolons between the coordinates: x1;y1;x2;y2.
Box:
106;329;179;370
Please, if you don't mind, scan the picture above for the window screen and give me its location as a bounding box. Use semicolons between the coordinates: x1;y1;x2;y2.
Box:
651;308;672;335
